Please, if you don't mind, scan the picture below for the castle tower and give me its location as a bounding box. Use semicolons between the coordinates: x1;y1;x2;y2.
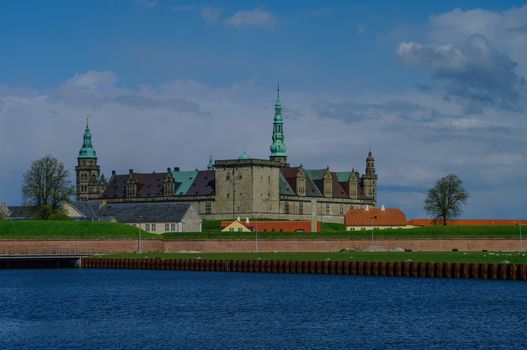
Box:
269;85;287;164
362;150;377;203
75;118;105;201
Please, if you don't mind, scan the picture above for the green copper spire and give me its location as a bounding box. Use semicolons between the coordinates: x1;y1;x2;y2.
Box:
207;155;215;170
270;84;287;160
78;117;97;159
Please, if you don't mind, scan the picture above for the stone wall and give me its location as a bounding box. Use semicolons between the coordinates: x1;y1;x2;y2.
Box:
0;238;524;255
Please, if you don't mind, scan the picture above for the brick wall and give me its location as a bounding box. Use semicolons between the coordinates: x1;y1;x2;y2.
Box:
0;238;524;254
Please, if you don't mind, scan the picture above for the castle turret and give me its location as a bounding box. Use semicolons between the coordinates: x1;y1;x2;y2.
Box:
362;150;377;203
75;117;105;201
269;85;287;165
207;155;215;170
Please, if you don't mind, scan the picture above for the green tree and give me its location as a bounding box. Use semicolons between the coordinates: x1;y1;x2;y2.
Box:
424;174;469;226
0;203;10;219
22;155;74;220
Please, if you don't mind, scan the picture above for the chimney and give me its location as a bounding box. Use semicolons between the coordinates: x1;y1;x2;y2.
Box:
129;169;133;174
111;170;116;176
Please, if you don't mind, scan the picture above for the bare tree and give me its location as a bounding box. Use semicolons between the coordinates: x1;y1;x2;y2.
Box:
0;203;10;219
22;155;74;219
424;174;469;226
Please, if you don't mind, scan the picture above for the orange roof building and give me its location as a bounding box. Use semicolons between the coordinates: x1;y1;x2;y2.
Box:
345;206;411;231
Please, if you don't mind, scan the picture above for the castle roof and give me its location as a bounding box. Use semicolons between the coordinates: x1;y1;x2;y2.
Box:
185;170;215;196
70;201;195;223
102;172;167;199
171;170;198;196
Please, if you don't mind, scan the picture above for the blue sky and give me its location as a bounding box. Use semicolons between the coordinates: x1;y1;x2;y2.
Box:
1;0;526;219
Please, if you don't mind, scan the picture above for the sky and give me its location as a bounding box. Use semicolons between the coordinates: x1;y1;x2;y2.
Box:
0;0;526;219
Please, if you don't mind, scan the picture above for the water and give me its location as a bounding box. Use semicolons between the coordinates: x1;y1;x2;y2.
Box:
0;270;525;349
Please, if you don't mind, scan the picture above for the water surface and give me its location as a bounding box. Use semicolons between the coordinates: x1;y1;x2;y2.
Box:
0;269;525;349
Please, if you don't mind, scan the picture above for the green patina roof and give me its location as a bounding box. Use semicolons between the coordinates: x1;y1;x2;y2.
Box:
336;172;352;182
78;119;97;159
270;84;287;157
306;169;326;181
239;151;251;160
207;155;214;170
171;170;198;195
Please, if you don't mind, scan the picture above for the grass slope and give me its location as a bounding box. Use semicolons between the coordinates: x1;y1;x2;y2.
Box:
0;220;523;240
164;225;522;239
102;252;527;264
0;220;158;239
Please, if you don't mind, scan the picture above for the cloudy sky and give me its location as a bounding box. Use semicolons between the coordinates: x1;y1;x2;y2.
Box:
1;0;526;219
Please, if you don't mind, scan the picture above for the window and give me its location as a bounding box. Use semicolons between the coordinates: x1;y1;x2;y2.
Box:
151;224;156;232
145;224;150;232
340;204;344;215
229;228;234;232
284;202;289;214
205;202;211;214
165;223;170;232
299;203;303;215
170;223;176;231
238;227;243;232
326;203;330;214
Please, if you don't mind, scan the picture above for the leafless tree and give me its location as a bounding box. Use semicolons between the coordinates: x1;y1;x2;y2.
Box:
22;155;74;219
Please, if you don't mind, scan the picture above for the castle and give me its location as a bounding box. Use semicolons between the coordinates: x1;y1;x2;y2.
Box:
75;87;377;223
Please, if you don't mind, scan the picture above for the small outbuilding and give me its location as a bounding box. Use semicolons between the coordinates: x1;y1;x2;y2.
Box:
65;202;202;233
345;206;410;231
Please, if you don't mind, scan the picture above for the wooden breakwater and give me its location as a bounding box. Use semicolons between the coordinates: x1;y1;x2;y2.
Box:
81;258;527;281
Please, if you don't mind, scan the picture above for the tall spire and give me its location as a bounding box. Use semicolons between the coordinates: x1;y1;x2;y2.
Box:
270;84;287;163
78;116;97;159
207;155;215;170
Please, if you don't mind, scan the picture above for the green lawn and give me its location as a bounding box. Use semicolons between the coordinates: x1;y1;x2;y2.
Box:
164;225;523;239
0;220;523;240
101;251;527;264
0;220;159;239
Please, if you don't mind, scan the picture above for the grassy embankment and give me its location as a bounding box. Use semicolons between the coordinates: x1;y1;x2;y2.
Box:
101;252;527;264
0;219;523;240
0;220;159;239
167;219;523;239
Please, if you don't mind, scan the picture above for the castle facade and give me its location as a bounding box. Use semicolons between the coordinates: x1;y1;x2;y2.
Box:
75;88;377;223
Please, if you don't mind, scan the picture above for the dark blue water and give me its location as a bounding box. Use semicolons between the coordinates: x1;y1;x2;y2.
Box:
0;270;525;349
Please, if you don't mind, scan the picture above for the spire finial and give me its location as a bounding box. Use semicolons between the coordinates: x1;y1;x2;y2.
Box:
207;154;214;170
86;114;91;129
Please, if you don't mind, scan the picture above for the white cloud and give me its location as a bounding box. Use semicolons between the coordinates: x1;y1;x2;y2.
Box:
65;70;118;91
397;42;464;70
200;6;223;23
224;8;275;28
427;5;527;76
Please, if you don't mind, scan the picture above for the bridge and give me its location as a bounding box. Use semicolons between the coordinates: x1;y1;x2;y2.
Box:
0;255;92;268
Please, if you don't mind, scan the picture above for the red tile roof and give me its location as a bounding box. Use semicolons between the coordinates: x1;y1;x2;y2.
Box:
345;207;407;226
